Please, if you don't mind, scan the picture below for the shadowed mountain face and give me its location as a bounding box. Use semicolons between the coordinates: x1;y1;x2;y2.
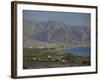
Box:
23;19;90;48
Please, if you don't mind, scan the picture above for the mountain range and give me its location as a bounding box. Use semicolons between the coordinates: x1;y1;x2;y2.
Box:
23;19;90;48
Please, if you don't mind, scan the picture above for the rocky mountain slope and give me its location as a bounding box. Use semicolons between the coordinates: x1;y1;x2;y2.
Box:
23;19;90;48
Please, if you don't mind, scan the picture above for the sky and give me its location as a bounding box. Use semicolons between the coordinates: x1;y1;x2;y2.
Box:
23;10;90;27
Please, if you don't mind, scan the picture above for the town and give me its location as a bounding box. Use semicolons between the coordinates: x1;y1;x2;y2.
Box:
23;48;90;69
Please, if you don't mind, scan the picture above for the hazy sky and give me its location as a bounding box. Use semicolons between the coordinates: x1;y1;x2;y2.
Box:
23;10;90;27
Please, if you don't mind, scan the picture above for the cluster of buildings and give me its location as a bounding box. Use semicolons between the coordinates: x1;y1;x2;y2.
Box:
24;55;67;63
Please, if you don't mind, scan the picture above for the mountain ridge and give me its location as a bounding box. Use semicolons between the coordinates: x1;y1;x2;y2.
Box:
23;19;90;48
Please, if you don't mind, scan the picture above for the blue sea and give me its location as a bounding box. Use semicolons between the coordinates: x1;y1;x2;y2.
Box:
60;47;90;57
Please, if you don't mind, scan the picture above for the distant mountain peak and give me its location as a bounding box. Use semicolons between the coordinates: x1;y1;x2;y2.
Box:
23;19;90;48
